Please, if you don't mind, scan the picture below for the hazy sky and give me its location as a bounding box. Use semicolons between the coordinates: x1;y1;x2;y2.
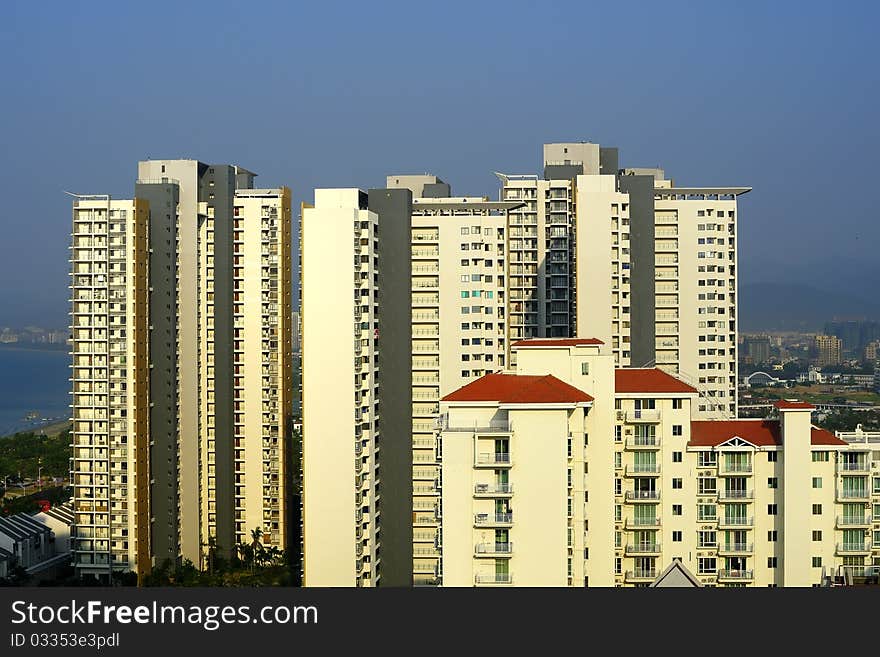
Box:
1;0;877;327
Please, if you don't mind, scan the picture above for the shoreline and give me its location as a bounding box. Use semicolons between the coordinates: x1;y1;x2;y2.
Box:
1;417;71;439
0;343;69;354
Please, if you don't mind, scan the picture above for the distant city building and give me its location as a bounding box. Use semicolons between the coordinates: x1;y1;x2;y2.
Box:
823;320;880;357
815;334;842;367
864;340;880;364
744;336;771;364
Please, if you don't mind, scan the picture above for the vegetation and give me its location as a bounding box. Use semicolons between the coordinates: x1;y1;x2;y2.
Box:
816;410;880;433
143;527;299;587
1;485;71;516
0;427;72;484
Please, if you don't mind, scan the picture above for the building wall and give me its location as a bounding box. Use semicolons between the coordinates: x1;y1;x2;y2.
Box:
368;188;413;586
302;190;379;586
574;175;631;364
137;159;204;563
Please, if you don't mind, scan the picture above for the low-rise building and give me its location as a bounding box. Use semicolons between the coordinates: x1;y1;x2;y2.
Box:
0;513;69;577
437;337;875;587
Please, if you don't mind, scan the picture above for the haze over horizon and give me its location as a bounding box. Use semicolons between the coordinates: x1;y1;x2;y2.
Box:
1;1;877;328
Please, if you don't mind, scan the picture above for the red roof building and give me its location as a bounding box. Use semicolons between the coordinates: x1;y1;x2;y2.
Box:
689;419;845;447
614;368;698;394
441;373;593;405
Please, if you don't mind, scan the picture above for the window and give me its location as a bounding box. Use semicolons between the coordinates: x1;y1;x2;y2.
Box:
767;557;777;568
812;504;822;515
614;557;622;575
698;531;716;548
812;557;822;568
614;452;622;469
768;530;777;542
812;530;822;541
461;227;469;235
698;504;716;521
698;557;717;574
672;399;682;409
461;323;470;330
812;452;829;462
672;504;682;516
767;477;778;488
672;531;682;542
581;362;590;375
698;478;716;495
460;243;469;251
767;451;778;462
672;452;682;462
768;504;778;515
614;479;622;495
672;425;683;436
461;291;470;298
672;478;682;489
698;452;717;467
614;426;622;443
812;477;822;489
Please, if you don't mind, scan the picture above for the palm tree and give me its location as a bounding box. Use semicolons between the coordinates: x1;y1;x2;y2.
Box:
250;527;266;571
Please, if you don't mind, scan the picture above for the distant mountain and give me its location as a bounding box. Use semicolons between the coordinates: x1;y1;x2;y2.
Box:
739;283;880;332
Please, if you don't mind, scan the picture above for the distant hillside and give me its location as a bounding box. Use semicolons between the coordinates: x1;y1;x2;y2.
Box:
739;283;880;332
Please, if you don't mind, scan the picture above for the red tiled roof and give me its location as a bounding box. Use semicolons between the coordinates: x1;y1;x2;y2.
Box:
774;400;815;410
511;338;604;348
441;373;594;404
615;369;698;394
811;427;846;445
689;420;846;447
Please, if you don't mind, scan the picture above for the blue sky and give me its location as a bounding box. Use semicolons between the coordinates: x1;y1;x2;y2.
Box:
1;0;878;326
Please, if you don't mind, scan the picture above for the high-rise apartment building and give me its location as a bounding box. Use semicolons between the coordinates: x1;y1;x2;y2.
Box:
437;338;876;587
648;175;748;418
815;334;843;367
69;196;151;580
300;188;413;587
70;160;292;582
498;143;748;418
390;179;519;584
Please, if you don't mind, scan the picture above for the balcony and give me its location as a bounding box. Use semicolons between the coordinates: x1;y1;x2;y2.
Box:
717;569;753;582
624;516;661;529
623;410;661;423
837;515;872;528
717;490;754;501
719;462;752;475
474;573;513;585
625;436;660;450
474;513;513;527
718;543;753;556
474;483;513;497
475;453;512;468
625;569;657;582
839;461;871;473
837;542;872;555
625;464;661;477
837;488;870;502
625;490;660;502
718;516;753;528
475;543;513;557
625;543;661;556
